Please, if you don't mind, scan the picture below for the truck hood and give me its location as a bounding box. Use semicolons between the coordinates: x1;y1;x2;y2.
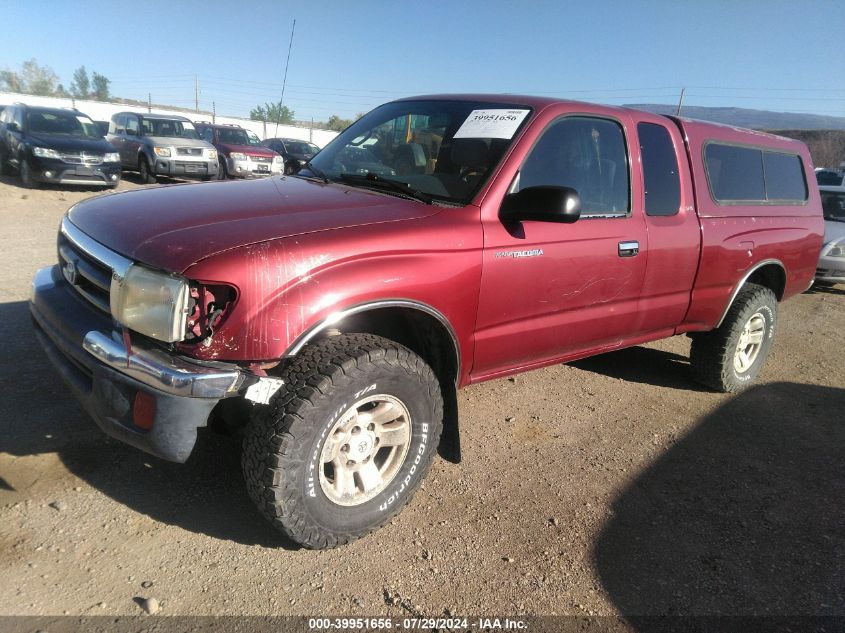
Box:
67;176;441;272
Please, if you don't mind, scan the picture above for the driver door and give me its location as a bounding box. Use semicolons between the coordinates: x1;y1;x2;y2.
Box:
473;115;649;378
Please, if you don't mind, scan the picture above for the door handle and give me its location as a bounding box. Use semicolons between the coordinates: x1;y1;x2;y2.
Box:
618;241;640;257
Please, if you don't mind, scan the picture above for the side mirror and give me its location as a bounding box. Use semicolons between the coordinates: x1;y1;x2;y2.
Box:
7;122;19;132
125;128;137;136
500;186;581;224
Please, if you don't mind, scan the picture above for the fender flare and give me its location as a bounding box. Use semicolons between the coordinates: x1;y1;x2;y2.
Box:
715;259;786;328
284;298;461;380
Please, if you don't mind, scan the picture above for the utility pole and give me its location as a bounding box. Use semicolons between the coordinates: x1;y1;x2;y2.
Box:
195;75;200;113
147;93;152;113
212;101;216;124
274;19;296;136
676;87;686;116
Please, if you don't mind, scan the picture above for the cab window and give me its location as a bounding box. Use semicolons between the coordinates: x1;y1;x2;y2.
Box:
517;116;630;217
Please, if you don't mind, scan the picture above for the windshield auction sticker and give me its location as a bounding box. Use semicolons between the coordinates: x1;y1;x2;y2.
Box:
453;109;530;139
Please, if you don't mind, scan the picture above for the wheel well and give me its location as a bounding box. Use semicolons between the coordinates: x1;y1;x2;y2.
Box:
329;307;459;387
309;307;462;463
746;263;786;301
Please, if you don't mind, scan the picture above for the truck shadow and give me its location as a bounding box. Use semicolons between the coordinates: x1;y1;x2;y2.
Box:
806;283;845;297
570;344;711;392
594;381;844;619
0;300;297;550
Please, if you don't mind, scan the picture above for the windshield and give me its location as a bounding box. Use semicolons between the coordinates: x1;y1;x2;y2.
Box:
27;110;102;139
304;100;533;204
246;131;262;146
821;191;845;221
141;118;198;139
218;128;250;145
285;141;319;155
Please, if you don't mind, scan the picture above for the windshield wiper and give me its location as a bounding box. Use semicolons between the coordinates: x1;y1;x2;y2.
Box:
339;172;433;204
300;161;330;183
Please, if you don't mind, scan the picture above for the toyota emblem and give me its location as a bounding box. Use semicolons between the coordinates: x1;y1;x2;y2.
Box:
62;260;78;285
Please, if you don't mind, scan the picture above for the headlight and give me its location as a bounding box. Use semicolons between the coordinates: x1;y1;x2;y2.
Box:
32;147;61;159
827;243;845;258
272;155;284;164
112;264;191;342
207;149;217;160
153;147;172;157
103;152;120;163
230;152;247;160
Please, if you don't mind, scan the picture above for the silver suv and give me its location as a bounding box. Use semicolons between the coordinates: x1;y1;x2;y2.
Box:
107;112;218;183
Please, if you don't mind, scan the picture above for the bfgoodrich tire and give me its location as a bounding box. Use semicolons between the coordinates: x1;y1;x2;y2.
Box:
690;283;777;393
242;333;444;549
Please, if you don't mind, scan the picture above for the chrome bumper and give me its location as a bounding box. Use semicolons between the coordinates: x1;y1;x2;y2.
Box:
83;331;244;399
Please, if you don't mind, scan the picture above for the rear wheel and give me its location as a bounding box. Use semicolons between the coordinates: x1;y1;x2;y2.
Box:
242;333;443;549
690;283;777;392
138;157;156;184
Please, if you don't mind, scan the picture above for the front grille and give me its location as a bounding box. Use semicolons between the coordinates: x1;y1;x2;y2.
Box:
58;234;112;313
175;161;208;173
59;152;104;165
251;156;271;163
176;147;203;156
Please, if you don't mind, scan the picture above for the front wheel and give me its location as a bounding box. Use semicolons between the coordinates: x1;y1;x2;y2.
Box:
138;157;156;184
217;157;228;180
242;334;444;549
19;157;37;188
690;283;777;392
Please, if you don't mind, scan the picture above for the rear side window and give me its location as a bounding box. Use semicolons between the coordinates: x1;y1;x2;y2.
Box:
638;123;681;216
763;152;807;201
705;143;807;204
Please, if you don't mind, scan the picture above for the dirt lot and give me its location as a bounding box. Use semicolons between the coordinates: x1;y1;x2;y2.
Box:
0;174;842;619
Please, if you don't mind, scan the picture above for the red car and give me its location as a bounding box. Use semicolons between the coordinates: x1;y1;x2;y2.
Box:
31;95;823;549
195;122;282;179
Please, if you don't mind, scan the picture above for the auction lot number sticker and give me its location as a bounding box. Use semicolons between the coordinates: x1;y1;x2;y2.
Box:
453;109;530;139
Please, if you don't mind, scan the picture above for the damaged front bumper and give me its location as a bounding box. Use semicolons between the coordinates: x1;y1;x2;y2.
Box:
30;265;252;462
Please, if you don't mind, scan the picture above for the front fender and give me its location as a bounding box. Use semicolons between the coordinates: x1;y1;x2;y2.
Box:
179;211;483;381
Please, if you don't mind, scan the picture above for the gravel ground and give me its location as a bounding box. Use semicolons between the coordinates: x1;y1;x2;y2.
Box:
0;174;842;619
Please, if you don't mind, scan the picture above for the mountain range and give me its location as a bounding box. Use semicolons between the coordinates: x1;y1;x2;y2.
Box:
625;104;845;131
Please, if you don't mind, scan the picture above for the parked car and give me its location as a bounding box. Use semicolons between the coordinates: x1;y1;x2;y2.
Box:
107;112;218;183
30;95;823;549
195;122;282;179
0;104;120;188
816;185;845;285
261;137;320;174
815;168;844;186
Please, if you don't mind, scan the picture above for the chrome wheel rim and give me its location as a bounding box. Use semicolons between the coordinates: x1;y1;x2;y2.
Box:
734;312;766;374
319;394;412;506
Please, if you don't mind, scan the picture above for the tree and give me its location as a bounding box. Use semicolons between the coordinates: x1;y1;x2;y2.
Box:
0;70;22;93
20;58;58;96
54;83;71;98
91;72;110;101
326;114;353;132
70;66;90;98
250;102;294;124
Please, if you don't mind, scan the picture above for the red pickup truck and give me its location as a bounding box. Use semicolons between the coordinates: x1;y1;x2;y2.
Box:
30;95;823;549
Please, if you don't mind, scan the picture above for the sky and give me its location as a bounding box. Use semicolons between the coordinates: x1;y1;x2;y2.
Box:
1;0;843;123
